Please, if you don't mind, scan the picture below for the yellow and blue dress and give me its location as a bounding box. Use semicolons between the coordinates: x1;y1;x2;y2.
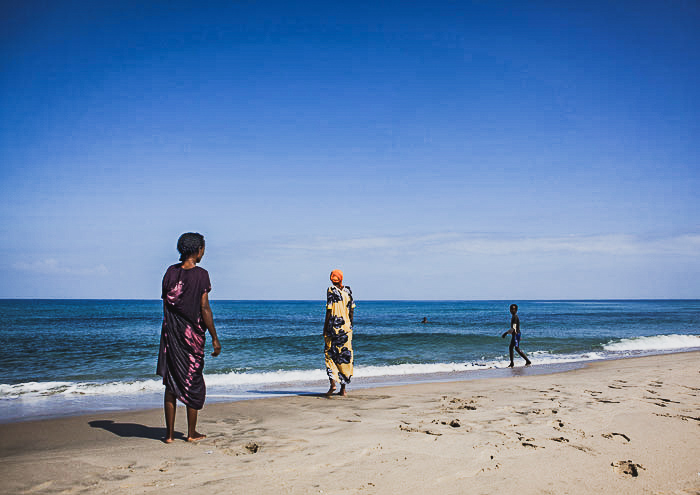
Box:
324;285;355;384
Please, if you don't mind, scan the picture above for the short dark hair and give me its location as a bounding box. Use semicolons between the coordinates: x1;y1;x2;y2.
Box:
177;232;205;262
510;303;518;311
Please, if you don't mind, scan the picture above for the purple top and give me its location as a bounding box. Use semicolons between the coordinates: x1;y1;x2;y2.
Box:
161;264;211;329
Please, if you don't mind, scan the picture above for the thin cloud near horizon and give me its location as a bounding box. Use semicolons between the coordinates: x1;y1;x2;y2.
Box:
13;259;109;277
277;232;700;257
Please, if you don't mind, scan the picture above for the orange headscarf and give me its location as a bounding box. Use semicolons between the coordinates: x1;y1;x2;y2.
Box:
330;269;343;286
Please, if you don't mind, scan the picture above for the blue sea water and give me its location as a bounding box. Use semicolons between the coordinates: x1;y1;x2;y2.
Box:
0;299;698;422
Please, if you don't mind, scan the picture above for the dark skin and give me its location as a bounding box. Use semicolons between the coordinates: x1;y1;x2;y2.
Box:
323;281;353;397
163;245;222;443
501;305;531;367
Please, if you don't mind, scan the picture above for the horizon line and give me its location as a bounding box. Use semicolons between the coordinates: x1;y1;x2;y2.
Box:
0;298;698;302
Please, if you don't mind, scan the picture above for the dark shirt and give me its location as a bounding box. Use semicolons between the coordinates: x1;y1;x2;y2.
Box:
161;264;211;328
511;314;520;334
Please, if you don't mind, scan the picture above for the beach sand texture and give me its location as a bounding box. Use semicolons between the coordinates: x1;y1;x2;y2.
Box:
1;352;698;494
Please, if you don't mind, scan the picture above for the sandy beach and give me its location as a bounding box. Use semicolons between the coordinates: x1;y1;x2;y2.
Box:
1;351;698;494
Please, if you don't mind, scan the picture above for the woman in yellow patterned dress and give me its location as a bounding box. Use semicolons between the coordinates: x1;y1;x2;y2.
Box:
324;269;355;397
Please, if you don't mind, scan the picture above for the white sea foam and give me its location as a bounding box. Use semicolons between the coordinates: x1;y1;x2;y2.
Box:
0;381;75;397
0;353;599;399
206;369;327;386
1;339;696;400
603;334;700;352
0;379;163;399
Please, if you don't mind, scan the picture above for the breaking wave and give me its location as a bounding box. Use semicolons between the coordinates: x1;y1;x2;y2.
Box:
603;334;700;352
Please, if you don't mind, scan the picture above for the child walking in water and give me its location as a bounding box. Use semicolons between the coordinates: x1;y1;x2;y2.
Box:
501;303;531;367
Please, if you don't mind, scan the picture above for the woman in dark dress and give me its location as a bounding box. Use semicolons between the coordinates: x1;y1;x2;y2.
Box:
157;232;222;443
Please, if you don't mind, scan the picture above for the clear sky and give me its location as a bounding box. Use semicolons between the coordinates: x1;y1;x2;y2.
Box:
1;1;699;300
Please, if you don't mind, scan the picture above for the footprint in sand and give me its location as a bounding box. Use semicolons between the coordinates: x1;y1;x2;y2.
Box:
337;415;362;423
431;419;465;428
550;436;569;443
654;412;700;422
612;460;644;477
219;441;262;456
516;433;541;449
608;379;636;390
245;442;260;454
602;432;630;442
644;396;681;408
156;461;173;473
399;423;442;436
553;421;587;439
442;397;478;411
540;393;563;404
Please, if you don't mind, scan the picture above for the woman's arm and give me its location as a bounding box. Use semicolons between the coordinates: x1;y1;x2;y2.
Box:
323;309;331;336
201;291;222;357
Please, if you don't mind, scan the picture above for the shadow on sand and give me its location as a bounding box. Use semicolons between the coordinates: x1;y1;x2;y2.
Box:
245;390;327;397
88;420;182;442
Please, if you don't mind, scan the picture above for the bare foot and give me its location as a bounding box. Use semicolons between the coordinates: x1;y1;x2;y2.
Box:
325;385;336;397
164;437;174;444
187;432;206;442
339;385;347;397
508;363;514;368
525;360;532;366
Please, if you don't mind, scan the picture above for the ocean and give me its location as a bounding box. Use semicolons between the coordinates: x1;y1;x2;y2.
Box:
1;299;698;423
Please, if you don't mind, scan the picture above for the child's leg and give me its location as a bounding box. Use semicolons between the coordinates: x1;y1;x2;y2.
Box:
508;339;515;367
515;346;531;365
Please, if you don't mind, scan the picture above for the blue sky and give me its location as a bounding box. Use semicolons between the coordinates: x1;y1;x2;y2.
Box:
1;1;699;299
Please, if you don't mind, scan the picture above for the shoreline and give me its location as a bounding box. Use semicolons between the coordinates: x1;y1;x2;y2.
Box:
0;360;585;425
2;349;699;424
